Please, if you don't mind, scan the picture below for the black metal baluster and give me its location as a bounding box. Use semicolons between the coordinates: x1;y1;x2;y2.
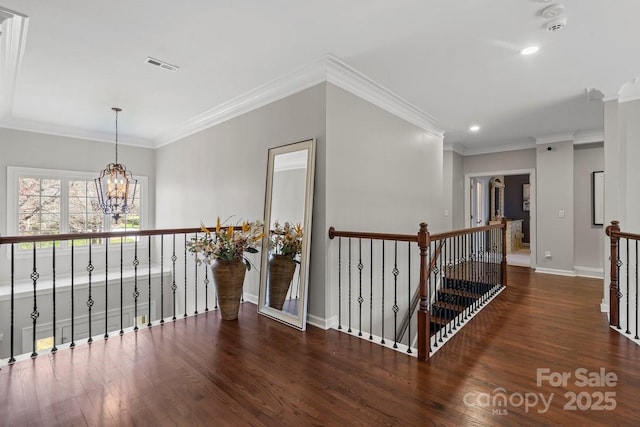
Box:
184;233;188;318
161;235;165;323
407;241;412;353
634;240;639;339
358;239;363;337
9;244;16;364
430;241;437;354
452;234;459;331
120;239;124;335
438;240;444;343
393;241;399;348
204;264;210;312
627;238;630;334
380;240;385;344
616;239;622;329
194;234;199;315
635;240;639;340
87;240;94;344
70;241;76;348
348;238;352;333
456;235;463;328
148;235;152;327
104;239;109;339
171;234;177;321
442;237;448;339
52;244;58;352
30;244;39;358
431;241;438;349
338;237;342;330
133;239;139;332
369;240;373;340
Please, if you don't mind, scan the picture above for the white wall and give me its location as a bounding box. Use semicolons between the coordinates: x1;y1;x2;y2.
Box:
536;141;574;273
573;143;604;276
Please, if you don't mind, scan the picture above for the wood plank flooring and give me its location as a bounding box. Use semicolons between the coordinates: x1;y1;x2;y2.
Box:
1;266;639;426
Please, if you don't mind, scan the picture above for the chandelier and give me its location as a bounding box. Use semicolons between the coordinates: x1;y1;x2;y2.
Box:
95;107;138;222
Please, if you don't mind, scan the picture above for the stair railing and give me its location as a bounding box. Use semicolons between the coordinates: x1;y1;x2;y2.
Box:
606;220;640;340
329;220;507;361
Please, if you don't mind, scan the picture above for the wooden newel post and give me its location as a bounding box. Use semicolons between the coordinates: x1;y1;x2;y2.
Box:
417;222;430;361
606;220;620;328
500;218;508;286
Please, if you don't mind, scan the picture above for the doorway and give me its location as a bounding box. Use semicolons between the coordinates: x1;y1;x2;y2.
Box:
465;169;536;268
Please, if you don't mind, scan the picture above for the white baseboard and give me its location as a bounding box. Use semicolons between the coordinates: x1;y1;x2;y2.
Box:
574;266;604;279
243;293;258;305
601;302;609;313
535;267;576;277
307;313;335;330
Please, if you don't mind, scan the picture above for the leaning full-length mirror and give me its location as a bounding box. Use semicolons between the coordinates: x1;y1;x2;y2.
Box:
258;139;316;330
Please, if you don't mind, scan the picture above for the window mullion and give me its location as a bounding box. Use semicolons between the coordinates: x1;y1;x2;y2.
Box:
61;177;70;236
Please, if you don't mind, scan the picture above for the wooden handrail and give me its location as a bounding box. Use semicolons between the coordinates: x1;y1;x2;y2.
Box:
0;225;226;245
430;222;504;241
328;226;417;243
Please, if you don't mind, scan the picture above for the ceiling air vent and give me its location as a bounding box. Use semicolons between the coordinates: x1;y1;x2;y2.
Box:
144;57;179;72
546;17;567;32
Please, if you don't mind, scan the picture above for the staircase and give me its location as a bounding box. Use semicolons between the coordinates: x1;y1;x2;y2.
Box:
430;261;502;335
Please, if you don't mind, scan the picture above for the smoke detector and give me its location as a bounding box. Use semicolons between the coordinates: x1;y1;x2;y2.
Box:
144;57;179;72
541;3;565;19
546;17;567;32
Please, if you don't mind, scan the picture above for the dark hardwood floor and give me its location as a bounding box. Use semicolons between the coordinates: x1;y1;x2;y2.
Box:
1;266;639;426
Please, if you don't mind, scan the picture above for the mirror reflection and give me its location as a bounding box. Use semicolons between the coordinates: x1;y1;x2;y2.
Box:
259;139;315;330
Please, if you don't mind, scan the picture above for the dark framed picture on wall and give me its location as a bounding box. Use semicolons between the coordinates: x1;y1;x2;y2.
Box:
522;183;530;211
592;171;604;226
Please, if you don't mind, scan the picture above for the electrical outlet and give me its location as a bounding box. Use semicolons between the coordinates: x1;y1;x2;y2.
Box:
443;210;449;217
559;210;565;218
545;251;552;258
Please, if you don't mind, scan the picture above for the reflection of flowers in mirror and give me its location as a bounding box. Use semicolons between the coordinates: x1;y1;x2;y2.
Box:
187;217;263;270
269;221;303;262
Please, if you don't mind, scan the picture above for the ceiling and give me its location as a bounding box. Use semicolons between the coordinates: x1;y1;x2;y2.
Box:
1;0;639;154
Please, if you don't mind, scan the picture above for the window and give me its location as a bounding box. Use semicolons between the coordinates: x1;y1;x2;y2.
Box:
8;167;146;250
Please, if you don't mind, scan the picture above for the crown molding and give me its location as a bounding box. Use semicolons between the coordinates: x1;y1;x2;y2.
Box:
0;117;154;148
457;140;536;156
324;55;443;138
154;54;444;147
535;132;574;145
0;7;29;119
443;143;465;155
154;57;328;147
573;130;604;145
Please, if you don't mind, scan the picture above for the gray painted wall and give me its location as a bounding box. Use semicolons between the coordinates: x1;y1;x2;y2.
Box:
463;148;536;175
536;141;574;272
325;83;444;326
443;150;465;230
154;83;327;319
573;143;604;272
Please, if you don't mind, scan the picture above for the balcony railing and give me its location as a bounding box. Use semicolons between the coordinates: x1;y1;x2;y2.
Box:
0;226;255;365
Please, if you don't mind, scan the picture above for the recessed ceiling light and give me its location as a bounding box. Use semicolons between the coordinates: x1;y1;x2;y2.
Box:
520;46;540;56
469;125;480;132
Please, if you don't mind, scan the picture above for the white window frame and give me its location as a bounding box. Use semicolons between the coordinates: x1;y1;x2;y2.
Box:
7;166;148;252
